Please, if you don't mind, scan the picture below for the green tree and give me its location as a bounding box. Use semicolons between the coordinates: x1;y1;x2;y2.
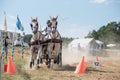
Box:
24;34;32;43
86;30;98;39
62;37;73;47
86;21;120;44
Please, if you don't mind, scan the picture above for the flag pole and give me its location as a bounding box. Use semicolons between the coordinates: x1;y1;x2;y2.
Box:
11;28;15;59
4;12;7;37
1;11;7;59
16;15;24;59
4;11;7;32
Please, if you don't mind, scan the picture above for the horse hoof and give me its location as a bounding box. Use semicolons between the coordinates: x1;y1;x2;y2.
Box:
30;62;32;69
47;65;50;68
35;66;40;69
45;61;48;65
57;59;59;64
54;60;57;64
37;59;39;64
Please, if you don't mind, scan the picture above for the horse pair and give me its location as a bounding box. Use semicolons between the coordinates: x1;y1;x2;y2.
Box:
29;17;62;69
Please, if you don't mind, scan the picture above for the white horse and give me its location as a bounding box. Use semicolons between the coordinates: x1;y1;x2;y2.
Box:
50;16;58;30
29;17;44;68
47;17;62;68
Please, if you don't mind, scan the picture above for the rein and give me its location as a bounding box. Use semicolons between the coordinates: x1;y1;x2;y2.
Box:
29;32;45;45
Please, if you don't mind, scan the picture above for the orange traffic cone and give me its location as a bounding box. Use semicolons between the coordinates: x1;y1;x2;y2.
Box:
74;56;85;74
94;56;102;67
6;57;16;74
96;56;99;61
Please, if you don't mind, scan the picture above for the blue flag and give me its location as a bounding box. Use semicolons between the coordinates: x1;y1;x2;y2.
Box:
16;16;24;31
16;16;21;30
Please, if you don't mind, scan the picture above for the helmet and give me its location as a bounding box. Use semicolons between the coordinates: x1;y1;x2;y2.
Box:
46;20;51;24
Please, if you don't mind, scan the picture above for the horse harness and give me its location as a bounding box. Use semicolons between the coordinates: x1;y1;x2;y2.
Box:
29;32;44;45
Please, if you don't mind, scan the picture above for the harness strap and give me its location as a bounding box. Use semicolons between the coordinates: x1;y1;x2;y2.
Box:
29;40;45;45
46;39;62;43
32;31;41;45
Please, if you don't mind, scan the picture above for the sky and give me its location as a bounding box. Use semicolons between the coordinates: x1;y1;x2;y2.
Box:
0;0;120;38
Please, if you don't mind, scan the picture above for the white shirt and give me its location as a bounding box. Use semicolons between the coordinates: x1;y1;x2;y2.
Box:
45;27;52;34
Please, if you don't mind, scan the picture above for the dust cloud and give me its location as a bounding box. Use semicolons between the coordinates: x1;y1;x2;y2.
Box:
62;47;120;65
62;47;93;65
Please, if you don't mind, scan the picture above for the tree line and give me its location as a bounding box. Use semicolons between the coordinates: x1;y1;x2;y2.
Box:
86;21;120;44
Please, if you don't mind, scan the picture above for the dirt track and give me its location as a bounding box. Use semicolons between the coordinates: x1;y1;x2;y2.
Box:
25;53;120;80
2;47;120;80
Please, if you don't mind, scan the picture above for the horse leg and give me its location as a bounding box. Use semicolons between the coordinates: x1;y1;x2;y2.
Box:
36;59;40;68
40;46;43;64
45;53;49;65
47;58;51;68
48;44;53;59
53;44;57;64
32;56;35;66
47;44;53;68
44;45;48;65
55;43;61;64
30;46;34;68
36;45;42;69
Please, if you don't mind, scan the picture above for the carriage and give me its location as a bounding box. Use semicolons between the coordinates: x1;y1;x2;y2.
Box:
29;16;62;69
40;38;62;68
29;36;62;68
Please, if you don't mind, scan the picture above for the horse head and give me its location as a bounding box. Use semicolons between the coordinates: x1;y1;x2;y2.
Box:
50;16;58;30
30;17;39;34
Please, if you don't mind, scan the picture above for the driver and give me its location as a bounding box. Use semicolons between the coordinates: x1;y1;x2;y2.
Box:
42;20;52;39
